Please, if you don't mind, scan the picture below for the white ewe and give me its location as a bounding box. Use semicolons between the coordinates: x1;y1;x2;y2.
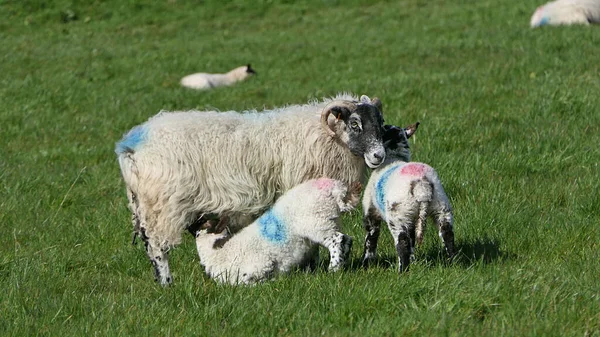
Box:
194;178;361;285
180;64;256;90
531;0;600;27
361;123;455;273
115;93;385;285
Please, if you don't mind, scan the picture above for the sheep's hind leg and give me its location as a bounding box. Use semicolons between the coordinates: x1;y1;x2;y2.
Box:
361;210;381;268
323;232;353;272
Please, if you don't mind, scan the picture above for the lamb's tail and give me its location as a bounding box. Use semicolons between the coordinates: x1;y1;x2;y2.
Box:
412;178;434;245
411;178;433;203
336;181;362;213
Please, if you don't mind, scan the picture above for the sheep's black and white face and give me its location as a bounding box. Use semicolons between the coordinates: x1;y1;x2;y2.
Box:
382;122;419;163
329;96;386;168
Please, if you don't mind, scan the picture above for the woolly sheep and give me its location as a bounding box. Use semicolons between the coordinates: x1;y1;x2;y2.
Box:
361;123;455;273
115;93;386;285
194;178;361;285
180;64;256;90
531;0;600;27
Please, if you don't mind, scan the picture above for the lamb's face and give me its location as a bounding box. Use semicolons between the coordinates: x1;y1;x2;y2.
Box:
322;96;386;168
195;219;229;245
382;122;419;163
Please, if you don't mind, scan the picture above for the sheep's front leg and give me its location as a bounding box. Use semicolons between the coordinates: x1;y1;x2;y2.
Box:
140;229;172;285
323;232;353;272
361;209;381;268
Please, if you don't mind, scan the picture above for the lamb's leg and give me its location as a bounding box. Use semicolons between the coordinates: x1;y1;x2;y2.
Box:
301;244;320;272
322;232;353;272
361;209;381;268
435;208;455;260
388;220;412;273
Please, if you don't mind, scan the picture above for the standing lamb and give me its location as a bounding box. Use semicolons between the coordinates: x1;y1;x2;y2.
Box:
361;123;455;273
180;64;256;90
195;178;361;285
115;93;386;285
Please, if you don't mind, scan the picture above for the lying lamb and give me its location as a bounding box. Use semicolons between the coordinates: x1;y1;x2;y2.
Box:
361;123;455;273
180;64;256;90
195;178;361;285
531;0;600;27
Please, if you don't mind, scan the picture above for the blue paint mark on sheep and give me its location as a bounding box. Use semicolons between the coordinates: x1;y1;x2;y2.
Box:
258;209;287;243
375;166;397;214
539;17;550;26
115;126;147;154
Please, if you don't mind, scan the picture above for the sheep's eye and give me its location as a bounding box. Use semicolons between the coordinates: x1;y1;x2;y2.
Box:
350;121;360;130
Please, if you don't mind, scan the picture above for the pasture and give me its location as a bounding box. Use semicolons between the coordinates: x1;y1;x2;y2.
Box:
1;0;599;335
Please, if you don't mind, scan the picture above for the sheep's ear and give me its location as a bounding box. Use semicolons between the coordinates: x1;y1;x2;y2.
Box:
360;95;371;104
404;122;420;138
371;97;383;112
246;64;256;74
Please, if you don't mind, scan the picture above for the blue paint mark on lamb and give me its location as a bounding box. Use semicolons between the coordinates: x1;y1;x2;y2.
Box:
258;209;287;243
375;165;397;214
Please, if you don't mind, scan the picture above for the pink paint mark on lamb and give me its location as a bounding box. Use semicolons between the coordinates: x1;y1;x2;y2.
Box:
314;178;335;190
399;163;430;177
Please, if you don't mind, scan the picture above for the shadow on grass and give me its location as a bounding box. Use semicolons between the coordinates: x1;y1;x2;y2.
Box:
347;238;510;271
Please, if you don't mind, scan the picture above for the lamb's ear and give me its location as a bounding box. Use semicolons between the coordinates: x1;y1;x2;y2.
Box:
404;122;420;138
359;95;371;104
199;220;216;233
214;216;230;233
246;64;256;74
371;97;383;112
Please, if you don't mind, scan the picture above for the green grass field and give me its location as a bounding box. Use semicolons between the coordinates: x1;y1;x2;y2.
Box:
2;0;600;335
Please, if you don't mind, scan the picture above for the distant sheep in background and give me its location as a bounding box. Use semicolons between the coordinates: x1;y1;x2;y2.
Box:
115;93;385;285
195;178;361;285
180;64;256;90
361;123;455;273
531;0;600;27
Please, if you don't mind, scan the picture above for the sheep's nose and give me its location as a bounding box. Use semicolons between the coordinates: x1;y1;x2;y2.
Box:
373;151;384;161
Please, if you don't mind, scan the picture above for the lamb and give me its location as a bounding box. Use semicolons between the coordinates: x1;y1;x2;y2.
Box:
180;64;256;90
531;0;600;27
115;93;386;285
194;178;361;285
361;123;455;273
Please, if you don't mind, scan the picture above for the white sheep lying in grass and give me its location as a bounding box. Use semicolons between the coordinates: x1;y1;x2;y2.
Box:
361;123;455;273
115;93;385;285
194;178;361;285
531;0;600;27
180;64;256;90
